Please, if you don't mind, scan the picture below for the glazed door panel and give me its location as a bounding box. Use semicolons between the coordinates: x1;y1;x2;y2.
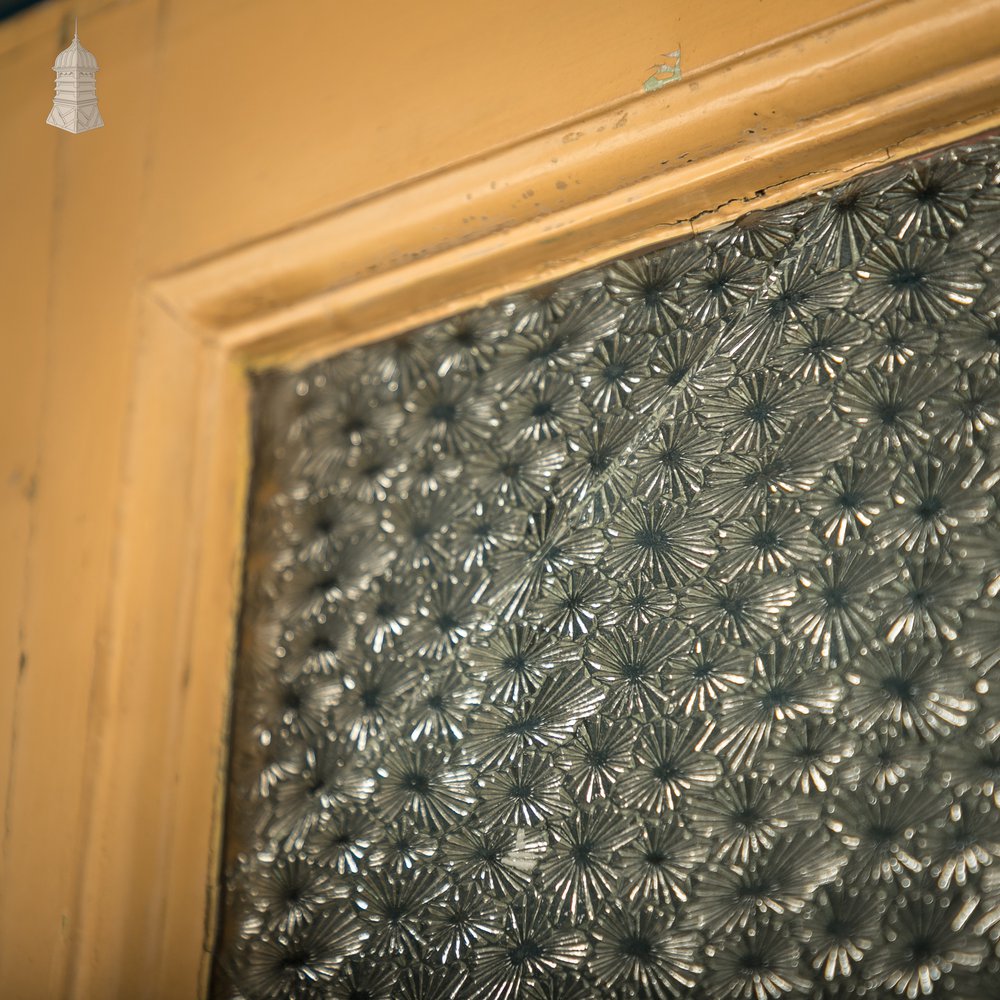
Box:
2;1;1000;997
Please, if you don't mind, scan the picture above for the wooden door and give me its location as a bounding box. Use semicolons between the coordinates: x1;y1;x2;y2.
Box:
2;1;999;996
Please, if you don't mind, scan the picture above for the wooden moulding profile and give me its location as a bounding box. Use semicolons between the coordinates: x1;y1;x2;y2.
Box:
66;0;1000;996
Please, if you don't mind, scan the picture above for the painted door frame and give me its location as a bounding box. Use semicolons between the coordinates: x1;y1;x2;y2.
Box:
18;0;1000;996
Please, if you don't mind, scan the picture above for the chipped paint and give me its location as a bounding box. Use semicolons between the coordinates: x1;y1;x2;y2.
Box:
643;47;681;92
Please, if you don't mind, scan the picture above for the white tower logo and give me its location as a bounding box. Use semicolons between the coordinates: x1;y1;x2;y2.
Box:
46;20;104;134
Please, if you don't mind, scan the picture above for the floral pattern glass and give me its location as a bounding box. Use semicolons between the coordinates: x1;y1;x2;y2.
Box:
214;135;1000;999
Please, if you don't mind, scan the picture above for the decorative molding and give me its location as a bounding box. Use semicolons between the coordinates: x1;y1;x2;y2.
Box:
65;1;1000;996
153;0;1000;371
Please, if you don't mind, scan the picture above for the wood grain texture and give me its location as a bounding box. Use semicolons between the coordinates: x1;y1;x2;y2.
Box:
1;0;998;996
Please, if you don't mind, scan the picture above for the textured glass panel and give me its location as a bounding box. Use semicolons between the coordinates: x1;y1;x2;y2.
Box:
214;136;1000;1000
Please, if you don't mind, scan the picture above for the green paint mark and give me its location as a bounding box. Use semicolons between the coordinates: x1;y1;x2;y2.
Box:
643;48;681;92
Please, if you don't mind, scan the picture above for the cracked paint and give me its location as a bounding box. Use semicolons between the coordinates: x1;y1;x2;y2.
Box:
643;48;681;92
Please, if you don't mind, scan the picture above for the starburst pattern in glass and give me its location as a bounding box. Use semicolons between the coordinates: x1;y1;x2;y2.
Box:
217;135;1000;999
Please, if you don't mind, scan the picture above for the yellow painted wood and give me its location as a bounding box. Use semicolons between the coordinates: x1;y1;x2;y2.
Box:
157;0;1000;370
1;0;998;997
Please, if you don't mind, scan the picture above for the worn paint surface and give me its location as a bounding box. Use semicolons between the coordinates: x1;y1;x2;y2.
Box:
643;48;682;91
1;0;999;997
